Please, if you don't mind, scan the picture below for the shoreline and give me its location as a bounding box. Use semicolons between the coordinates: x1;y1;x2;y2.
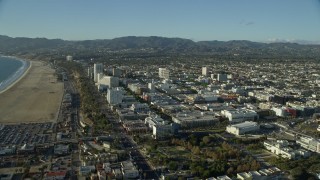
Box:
0;57;32;94
0;60;64;124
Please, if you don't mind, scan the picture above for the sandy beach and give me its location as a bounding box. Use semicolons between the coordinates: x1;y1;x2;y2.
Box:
0;61;64;124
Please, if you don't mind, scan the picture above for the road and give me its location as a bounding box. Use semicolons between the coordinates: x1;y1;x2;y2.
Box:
63;68;158;179
103;102;159;179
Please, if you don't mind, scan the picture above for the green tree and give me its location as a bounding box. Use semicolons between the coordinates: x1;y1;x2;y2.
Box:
202;136;211;145
168;161;178;171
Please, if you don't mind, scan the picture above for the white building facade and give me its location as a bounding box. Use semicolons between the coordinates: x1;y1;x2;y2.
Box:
98;76;119;90
222;109;258;123
94;63;103;82
202;67;208;76
159;68;170;79
226;121;260;136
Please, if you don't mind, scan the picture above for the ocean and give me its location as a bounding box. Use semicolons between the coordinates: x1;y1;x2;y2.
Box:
0;56;29;92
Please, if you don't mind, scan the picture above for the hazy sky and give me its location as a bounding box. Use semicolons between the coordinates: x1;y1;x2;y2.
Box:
0;0;319;42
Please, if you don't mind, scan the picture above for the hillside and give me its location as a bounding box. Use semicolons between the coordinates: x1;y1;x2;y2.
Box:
0;35;320;59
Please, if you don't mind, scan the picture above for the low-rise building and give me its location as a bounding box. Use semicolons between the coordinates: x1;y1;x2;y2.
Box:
159;68;170;79
103;162;112;173
45;171;67;180
296;136;320;153
172;111;218;129
18;143;35;154
222;109;258;123
121;161;139;179
0;146;16;155
237;172;252;180
122;120;148;134
263;140;311;159
79;165;96;176
130;103;150;113
54;144;70;155
128;83;148;95
153;123;179;139
226;121;260;136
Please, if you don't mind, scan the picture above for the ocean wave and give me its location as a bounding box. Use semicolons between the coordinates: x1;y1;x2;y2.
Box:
0;58;30;92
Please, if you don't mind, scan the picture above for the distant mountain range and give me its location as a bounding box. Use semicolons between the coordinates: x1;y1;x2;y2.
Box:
0;35;320;58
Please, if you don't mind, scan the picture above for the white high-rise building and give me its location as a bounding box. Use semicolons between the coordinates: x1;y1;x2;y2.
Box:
97;73;104;83
87;67;93;79
202;67;208;76
94;63;103;82
107;87;124;105
148;83;155;92
99;76;119;89
66;55;73;61
159;68;170;79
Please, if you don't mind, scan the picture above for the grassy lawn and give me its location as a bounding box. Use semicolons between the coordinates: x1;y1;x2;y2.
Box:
158;146;189;158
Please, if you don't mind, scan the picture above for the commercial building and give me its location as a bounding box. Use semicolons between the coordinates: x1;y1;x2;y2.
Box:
202;67;209;76
66;55;73;61
87;66;93;79
0;146;16;155
271;107;289;117
226;121;260;136
296;136;320;153
130;103;150;113
159;68;170;79
98;76;119;90
222;109;258;123
107;87;124;105
145;114;179;139
121;161;139;179
79;166;96;176
172;111;218;129
217;74;228;82
94;63;103;82
153;123;179;139
113;68;122;77
54;144;70;155
128;83;148;95
148;82;155;92
264;140;311;159
18;143;35;154
263;140;296;159
45;171;67;180
122;120;148;134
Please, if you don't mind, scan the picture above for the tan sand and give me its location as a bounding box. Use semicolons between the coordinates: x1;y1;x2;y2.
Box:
0;61;64;124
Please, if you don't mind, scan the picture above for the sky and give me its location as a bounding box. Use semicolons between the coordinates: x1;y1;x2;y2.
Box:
0;0;319;43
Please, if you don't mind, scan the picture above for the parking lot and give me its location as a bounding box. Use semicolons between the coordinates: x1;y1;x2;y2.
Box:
0;123;55;146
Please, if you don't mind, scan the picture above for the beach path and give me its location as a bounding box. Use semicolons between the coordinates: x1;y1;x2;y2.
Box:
0;61;64;124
